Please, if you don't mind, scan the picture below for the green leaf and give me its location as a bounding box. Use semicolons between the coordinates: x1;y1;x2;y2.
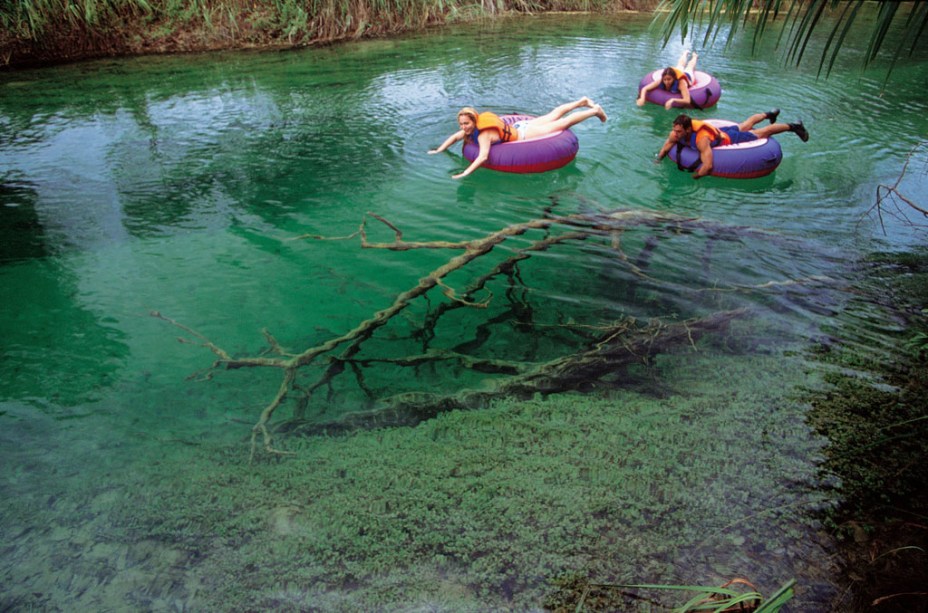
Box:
654;0;928;83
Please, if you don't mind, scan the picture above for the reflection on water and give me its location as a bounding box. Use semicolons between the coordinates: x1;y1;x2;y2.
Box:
1;12;927;611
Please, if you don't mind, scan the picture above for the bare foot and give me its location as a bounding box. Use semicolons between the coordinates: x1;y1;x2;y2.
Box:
594;104;607;122
579;96;594;108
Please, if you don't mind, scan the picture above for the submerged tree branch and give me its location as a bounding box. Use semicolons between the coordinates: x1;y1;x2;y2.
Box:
154;208;824;457
863;142;928;234
279;309;747;436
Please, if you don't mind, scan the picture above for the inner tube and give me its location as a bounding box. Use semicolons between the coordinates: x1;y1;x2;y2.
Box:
462;114;579;174
668;119;783;179
638;70;722;109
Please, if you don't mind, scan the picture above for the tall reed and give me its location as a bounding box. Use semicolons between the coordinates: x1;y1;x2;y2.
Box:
0;0;653;67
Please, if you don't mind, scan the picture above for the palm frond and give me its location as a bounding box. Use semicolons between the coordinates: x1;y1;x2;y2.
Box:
655;0;928;81
879;1;928;86
819;1;862;78
784;0;827;68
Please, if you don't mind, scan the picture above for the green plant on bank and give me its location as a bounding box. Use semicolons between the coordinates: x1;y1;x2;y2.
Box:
0;0;152;38
0;0;249;48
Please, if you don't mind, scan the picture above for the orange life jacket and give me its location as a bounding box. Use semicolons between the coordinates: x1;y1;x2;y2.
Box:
689;119;731;148
473;112;517;143
660;67;692;93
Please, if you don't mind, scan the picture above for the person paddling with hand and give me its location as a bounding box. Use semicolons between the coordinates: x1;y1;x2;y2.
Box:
429;98;607;179
655;110;809;179
637;50;699;110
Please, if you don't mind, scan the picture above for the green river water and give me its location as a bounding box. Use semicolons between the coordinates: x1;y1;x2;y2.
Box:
1;12;927;612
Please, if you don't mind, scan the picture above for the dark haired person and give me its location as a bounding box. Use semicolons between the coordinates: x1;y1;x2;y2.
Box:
637;50;699;110
656;110;809;179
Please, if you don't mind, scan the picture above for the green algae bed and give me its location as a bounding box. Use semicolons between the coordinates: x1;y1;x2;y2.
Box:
4;346;838;611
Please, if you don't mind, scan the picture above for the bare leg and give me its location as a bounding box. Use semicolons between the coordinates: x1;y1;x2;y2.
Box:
749;123;792;139
531;97;594;123
675;50;690;71
751;121;808;141
737;113;769;131
522;104;606;140
743;111;809;141
684;52;698;75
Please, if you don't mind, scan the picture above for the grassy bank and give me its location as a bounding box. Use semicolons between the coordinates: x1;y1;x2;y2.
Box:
0;0;655;68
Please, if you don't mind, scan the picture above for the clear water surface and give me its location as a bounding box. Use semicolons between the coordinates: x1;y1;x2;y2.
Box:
1;12;927;612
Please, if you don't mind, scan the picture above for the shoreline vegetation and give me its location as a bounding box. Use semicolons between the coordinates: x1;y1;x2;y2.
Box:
0;0;656;69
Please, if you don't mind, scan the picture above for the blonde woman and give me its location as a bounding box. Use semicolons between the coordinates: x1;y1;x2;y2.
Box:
429;98;607;179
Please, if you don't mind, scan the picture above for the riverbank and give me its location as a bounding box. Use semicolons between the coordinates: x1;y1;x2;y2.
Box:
0;0;656;69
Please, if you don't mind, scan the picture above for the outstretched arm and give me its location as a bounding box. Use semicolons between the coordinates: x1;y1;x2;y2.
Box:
655;131;679;161
452;132;493;179
665;80;691;109
429;130;465;154
637;80;659;106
